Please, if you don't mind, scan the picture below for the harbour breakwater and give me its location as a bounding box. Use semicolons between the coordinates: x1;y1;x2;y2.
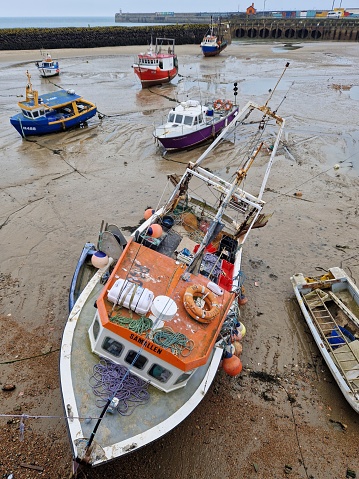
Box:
0;25;208;51
1;18;358;50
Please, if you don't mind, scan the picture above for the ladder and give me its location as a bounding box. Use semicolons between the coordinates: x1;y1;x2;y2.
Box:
303;289;359;395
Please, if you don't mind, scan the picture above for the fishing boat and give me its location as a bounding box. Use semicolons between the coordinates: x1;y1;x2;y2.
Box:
153;97;239;151
35;52;60;77
60;65;288;471
200;17;230;57
132;37;178;88
291;267;359;413
10;71;97;137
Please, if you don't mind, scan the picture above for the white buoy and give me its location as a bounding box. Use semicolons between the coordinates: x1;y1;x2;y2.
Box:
91;251;109;268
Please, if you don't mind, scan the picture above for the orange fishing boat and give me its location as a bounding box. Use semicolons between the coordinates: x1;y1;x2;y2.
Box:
60;66;288;472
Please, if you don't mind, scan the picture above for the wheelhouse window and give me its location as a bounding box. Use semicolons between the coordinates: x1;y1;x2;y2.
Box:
149;364;172;383
92;318;100;340
175;114;183;124
125;350;148;370
102;337;124;357
183;116;193;126
168;112;175;122
174;371;193;384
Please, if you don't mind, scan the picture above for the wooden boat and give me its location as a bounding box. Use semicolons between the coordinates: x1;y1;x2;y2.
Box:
132;37;178;88
153;98;239;151
35;52;60;77
291;267;359;413
10;71;97;137
200;17;230;57
60;67;288;471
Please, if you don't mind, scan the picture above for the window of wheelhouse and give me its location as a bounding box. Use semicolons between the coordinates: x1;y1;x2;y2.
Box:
168;112;175;122
175;114;183;124
125;350;148;370
92;318;100;340
183;116;193;126
102;337;124;357
174;371;193;385
148;364;172;383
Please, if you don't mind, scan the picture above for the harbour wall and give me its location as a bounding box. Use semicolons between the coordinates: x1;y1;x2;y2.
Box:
231;17;359;41
0;19;358;51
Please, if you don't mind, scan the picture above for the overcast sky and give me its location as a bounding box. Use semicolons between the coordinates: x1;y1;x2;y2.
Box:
2;1;349;17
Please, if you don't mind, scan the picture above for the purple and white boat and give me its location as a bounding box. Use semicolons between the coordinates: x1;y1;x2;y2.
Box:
153;98;239;151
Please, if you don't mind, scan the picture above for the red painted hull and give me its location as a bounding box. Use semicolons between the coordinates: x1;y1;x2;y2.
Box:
133;66;178;88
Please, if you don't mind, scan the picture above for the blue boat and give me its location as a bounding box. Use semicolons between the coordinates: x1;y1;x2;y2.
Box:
10;71;97;137
35;53;60;77
200;17;229;57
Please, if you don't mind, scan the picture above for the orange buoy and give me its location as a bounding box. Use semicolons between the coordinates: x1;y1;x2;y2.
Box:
144;208;155;220
91;250;109;268
238;296;248;305
222;352;243;376
148;224;163;238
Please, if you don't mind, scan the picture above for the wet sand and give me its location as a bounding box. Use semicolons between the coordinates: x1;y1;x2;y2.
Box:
0;42;358;478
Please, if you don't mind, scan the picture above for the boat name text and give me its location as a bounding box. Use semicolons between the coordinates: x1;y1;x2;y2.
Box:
129;333;163;355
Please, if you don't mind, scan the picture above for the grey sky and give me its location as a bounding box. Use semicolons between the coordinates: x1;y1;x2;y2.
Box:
2;1;350;17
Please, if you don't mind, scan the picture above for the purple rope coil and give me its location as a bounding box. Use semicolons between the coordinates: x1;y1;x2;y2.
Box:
89;358;150;415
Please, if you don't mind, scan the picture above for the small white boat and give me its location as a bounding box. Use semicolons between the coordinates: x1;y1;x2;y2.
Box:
35;52;60;77
153;98;238;151
291;267;359;413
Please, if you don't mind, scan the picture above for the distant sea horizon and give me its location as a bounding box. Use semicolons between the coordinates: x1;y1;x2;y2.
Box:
0;16;174;29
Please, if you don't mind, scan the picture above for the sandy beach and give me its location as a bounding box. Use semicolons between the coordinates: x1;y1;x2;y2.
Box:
0;41;358;478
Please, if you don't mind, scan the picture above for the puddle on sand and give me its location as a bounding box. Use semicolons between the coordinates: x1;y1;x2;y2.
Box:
273;43;303;53
240;78;292;96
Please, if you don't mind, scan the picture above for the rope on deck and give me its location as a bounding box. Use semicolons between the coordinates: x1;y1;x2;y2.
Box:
150;327;194;357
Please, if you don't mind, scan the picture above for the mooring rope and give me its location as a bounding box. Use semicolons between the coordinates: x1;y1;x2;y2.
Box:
151;327;194;357
89;358;150;416
110;314;153;334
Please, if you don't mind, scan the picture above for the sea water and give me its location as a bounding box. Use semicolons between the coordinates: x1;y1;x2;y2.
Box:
0;17;172;29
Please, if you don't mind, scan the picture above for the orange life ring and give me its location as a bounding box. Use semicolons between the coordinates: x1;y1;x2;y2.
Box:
183;284;221;323
213;99;224;110
224;100;233;111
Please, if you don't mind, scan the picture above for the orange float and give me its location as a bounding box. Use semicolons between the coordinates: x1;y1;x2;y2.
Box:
213;99;224;110
144;208;155;220
148;224;163;238
222;352;243;376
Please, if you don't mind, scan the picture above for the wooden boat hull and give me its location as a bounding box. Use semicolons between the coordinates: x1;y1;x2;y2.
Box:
291;267;359;413
154;106;238;150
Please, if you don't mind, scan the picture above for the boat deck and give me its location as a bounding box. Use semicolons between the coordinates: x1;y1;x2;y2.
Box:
97;239;234;370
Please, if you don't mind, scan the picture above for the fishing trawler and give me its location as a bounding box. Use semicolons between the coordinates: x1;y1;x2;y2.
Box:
132;37;178;87
10;71;97;137
200;17;230;57
60;64;289;472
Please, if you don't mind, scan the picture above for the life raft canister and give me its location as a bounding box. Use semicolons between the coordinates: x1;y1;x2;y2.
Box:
183;284;221;323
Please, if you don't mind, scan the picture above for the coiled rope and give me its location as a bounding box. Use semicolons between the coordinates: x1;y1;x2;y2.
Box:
89;358;149;416
150;327;194;357
110;314;153;334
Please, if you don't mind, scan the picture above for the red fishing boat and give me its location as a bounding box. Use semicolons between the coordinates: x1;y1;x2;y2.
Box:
132;37;178;88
